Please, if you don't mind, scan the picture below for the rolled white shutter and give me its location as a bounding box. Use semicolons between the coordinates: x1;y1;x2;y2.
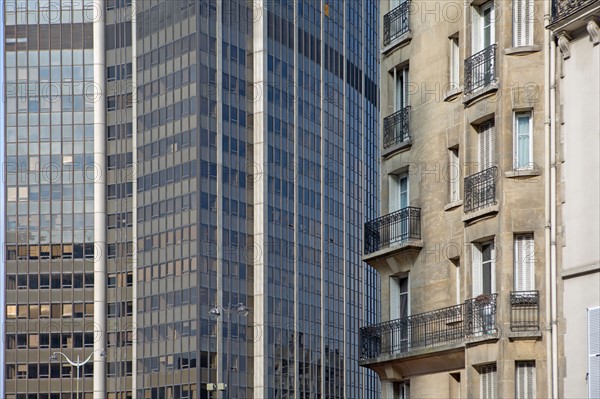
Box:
514;0;523;47
472;6;482;53
514;236;524;291
479;120;495;170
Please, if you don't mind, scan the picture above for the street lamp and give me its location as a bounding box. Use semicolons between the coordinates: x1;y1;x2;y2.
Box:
49;348;106;399
208;303;251;398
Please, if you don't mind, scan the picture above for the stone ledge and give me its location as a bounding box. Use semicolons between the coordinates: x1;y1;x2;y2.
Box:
444;200;463;211
382;139;412;158
504;45;543;55
505;169;542;178
362;240;424;263
381;32;413;55
444;88;463;102
463;82;499;106
462;204;500;224
508;331;543;341
562;262;600;279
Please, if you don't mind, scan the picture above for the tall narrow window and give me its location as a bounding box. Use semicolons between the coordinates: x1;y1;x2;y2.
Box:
513;0;534;47
394;66;409;112
449;148;460;203
450;36;460;89
480;364;497;399
514;234;535;291
472;2;495;52
515;361;536;398
472;241;496;297
514;111;533;170
479;119;496;170
389;173;409;213
589;307;600;398
390;276;409;352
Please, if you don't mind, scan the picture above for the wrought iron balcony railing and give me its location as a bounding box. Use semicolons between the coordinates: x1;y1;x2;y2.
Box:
383;1;411;46
464;166;498;213
383;107;411;149
552;0;597;22
360;294;498;361
464;44;497;95
364;207;421;255
510;290;540;331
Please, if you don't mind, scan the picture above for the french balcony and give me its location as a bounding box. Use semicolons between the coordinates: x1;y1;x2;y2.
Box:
364;207;421;256
552;0;598;22
510;291;540;332
360;294;498;363
464;166;498;214
464;44;497;96
383;1;411;47
383;106;411;150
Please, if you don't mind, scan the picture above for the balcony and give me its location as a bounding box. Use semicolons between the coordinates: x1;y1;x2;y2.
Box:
360;294;498;362
510;291;540;332
383;1;411;47
464;166;498;214
552;0;598;22
383;107;411;150
364;207;421;255
464;44;497;96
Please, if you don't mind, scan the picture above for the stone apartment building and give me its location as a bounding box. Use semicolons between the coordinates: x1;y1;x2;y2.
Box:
359;0;552;397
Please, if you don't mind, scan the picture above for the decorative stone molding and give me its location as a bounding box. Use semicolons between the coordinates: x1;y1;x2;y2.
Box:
586;19;600;45
557;32;572;59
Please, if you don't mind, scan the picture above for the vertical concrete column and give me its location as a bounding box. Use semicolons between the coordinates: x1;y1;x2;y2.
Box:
92;1;107;397
215;1;224;397
252;1;268;397
131;0;138;396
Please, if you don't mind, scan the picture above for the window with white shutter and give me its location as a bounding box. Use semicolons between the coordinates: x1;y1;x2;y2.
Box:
515;361;536;398
479;119;496;171
589;307;600;399
513;0;534;47
514;234;535;291
480;364;497;399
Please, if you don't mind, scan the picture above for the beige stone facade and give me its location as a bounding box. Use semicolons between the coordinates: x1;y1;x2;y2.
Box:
361;1;554;397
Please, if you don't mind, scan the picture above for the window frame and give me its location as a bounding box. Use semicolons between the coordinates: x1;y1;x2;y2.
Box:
449;35;460;89
472;240;496;297
515;360;536;398
449;147;460;203
513;111;533;170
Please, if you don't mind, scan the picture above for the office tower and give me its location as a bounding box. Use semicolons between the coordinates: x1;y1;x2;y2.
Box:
549;1;600;398
2;1;381;398
359;0;556;398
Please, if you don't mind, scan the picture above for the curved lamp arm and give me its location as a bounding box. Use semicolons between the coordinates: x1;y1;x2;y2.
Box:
51;348;105;367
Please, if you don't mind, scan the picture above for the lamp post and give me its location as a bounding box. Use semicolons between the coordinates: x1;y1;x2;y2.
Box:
49;348;106;399
208;303;250;399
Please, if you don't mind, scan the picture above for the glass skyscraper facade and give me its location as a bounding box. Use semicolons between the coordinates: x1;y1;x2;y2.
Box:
2;1;380;398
